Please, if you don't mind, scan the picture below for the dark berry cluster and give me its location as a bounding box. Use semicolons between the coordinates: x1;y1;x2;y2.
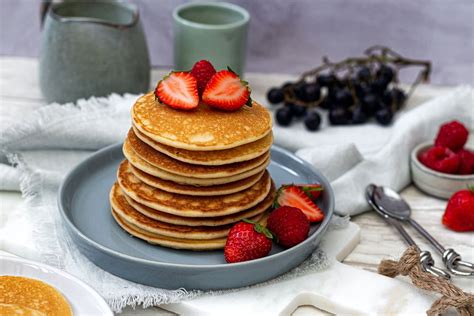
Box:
267;46;431;132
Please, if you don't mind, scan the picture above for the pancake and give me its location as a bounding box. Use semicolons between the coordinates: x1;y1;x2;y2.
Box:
124;181;276;226
126;129;270;179
112;210;227;250
132;92;272;151
110;183;265;239
0;276;72;316
0;304;46;316
133;125;273;166
130;162;265;196
124;141;271;186
117;160;272;217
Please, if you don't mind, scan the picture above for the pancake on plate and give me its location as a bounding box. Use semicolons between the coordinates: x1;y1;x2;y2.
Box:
123;141;270;186
116;181;275;227
132;92;272;151
0;276;72;316
129;162;265;196
110;182;265;240
133;125;273;166
117;161;272;217
126;129;270;178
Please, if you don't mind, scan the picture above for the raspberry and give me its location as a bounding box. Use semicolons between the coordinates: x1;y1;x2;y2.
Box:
267;206;310;248
458;149;474;175
418;146;460;174
190;60;216;96
434;120;469;152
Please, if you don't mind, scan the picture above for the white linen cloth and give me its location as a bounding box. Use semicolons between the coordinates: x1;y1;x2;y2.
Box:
0;83;472;311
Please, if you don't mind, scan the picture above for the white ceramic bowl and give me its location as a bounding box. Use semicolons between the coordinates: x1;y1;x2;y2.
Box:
411;142;474;199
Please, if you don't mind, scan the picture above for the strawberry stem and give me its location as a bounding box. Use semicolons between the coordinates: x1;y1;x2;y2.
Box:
243;219;273;239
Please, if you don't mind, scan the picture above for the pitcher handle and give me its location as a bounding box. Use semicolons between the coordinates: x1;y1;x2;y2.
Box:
40;0;53;28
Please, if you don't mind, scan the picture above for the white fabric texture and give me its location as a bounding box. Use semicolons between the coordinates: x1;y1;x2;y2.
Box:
0;85;472;311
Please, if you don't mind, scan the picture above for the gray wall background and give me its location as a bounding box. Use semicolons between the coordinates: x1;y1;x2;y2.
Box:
0;0;473;85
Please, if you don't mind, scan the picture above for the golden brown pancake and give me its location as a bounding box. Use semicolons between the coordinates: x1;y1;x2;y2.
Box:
112;209;270;250
110;183;264;240
0;304;46;316
111;210;227;250
132;92;272;151
130;162;265;196
126;129;270;179
133;125;273;166
123;181;276;226
117;161;272;217
123;142;270;186
0;276;72;316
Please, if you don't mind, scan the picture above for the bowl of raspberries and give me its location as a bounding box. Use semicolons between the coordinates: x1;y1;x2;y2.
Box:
411;120;474;199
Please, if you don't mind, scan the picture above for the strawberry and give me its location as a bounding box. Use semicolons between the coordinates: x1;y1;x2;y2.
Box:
458;149;474;175
190;60;216;96
442;187;474;232
155;72;199;110
275;185;324;222
267;206;310;248
224;220;272;263
418;146;460;174
202;69;251;111
434;120;469;152
295;184;323;200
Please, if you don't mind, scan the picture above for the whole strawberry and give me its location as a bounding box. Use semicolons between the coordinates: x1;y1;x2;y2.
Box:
267;206;310;248
442;187;474;232
190;60;216;96
434;120;469;152
224;220;272;263
418;146;460;174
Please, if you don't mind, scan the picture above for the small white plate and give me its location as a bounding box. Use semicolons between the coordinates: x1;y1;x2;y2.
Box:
0;254;112;316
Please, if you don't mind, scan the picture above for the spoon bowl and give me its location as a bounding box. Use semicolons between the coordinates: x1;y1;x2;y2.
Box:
372;186;411;221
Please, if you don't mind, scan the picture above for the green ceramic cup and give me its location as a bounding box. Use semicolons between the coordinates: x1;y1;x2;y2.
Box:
173;2;250;75
39;1;150;104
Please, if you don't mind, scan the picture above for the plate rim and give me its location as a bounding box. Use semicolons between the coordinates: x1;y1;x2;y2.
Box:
0;255;113;315
58;143;334;269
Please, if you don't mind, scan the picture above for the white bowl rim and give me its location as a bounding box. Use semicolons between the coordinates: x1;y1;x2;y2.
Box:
0;255;113;315
411;141;474;180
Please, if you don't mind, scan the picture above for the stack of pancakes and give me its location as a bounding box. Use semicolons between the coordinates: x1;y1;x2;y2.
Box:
110;92;274;250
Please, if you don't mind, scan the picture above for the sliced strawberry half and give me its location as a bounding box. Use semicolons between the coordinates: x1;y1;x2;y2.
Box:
155;72;199;110
275;185;325;222
202;69;251;111
296;184;324;200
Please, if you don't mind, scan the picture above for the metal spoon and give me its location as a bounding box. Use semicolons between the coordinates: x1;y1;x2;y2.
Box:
372;185;474;277
366;184;450;279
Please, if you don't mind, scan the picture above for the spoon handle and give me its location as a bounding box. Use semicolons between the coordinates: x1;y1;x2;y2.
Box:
386;219;450;279
408;218;474;276
408;218;474;277
407;218;445;254
389;218;418;249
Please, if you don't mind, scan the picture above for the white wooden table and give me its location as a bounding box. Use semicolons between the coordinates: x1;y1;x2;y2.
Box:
0;57;472;315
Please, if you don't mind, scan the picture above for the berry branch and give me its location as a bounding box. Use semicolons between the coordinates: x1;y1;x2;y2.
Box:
267;46;432;131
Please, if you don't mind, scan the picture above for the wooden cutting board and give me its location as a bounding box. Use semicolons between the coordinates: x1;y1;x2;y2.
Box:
163;222;438;315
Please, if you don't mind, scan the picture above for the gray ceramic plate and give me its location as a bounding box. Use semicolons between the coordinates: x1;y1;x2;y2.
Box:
58;144;334;290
